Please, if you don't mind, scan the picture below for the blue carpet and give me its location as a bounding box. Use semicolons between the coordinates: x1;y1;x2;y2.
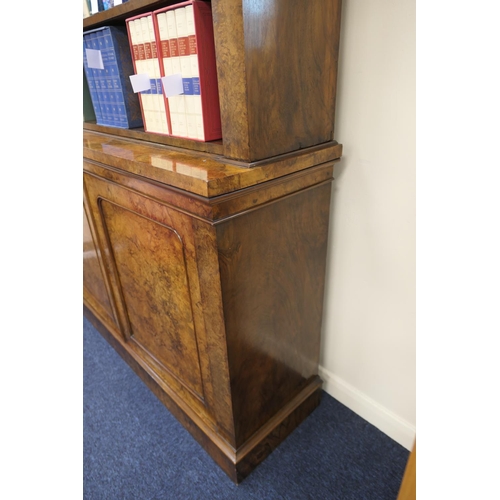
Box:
84;317;409;499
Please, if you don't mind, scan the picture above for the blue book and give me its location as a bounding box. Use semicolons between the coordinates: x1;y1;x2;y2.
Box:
95;29;113;125
83;33;103;123
102;28;118;126
88;31;109;125
83;70;96;122
83;26;143;129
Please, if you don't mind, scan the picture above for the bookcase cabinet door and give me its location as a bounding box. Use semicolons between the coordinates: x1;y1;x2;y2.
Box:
83;167;234;444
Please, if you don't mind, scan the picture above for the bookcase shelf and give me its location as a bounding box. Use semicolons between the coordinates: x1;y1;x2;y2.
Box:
83;121;223;155
84;0;343;484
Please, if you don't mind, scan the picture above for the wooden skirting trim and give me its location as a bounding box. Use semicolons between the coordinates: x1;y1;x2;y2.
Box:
233;381;322;482
84;304;322;483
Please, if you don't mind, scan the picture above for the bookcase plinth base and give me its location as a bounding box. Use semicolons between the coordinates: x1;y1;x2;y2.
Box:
84;304;322;484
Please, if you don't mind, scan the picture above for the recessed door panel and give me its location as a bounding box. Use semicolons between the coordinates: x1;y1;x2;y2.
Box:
100;200;204;399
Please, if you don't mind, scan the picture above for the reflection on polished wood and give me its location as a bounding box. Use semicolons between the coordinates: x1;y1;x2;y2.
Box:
84;130;341;197
217;183;332;446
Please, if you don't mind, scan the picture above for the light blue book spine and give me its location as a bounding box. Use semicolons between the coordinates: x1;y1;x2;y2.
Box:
102;27;118;127
95;29;112;125
83;33;103;123
88;32;108;125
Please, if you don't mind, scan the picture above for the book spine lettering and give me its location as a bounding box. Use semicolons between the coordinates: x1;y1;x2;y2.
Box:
166;10;186;138
126;20;146;128
137;17;155;133
185;4;202;140
95;29;112;125
88;32;107;125
102;28;118;127
174;7;191;139
130;18;152;132
156;12;172;134
147;15;169;135
107;31;126;128
149;1;222;141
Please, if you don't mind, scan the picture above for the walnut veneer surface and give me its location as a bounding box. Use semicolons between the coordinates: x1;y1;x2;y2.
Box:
84;130;342;198
84;143;337;482
84;0;343;484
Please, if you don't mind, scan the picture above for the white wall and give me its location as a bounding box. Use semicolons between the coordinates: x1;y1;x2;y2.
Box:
319;0;416;450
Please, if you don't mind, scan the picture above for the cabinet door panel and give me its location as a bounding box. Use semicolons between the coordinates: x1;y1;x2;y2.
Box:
99;200;204;398
82;168;234;441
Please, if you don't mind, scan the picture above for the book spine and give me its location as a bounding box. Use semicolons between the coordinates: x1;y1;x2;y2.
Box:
166;9;187;138
140;16;159;133
106;28;126;128
102;28;119;127
83;69;96;122
175;7;192;139
193;1;222;141
155;11;173;134
185;4;203;140
129;18;153;132
137;17;152;131
89;32;109;125
126;19;146;127
175;6;195;140
96;29;113;125
109;26;143;129
147;15;169;135
83;33;103;123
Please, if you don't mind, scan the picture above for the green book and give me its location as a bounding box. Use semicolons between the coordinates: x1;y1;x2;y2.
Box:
83;69;96;122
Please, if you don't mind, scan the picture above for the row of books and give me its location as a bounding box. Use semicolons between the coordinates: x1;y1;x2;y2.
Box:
83;26;143;129
83;0;222;142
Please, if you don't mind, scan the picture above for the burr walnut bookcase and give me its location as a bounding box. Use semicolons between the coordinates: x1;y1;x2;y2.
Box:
83;0;342;483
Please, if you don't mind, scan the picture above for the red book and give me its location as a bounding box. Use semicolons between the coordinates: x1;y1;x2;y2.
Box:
153;1;222;142
126;14;171;135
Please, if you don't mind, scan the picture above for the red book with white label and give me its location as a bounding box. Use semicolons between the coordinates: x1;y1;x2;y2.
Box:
152;0;222;142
